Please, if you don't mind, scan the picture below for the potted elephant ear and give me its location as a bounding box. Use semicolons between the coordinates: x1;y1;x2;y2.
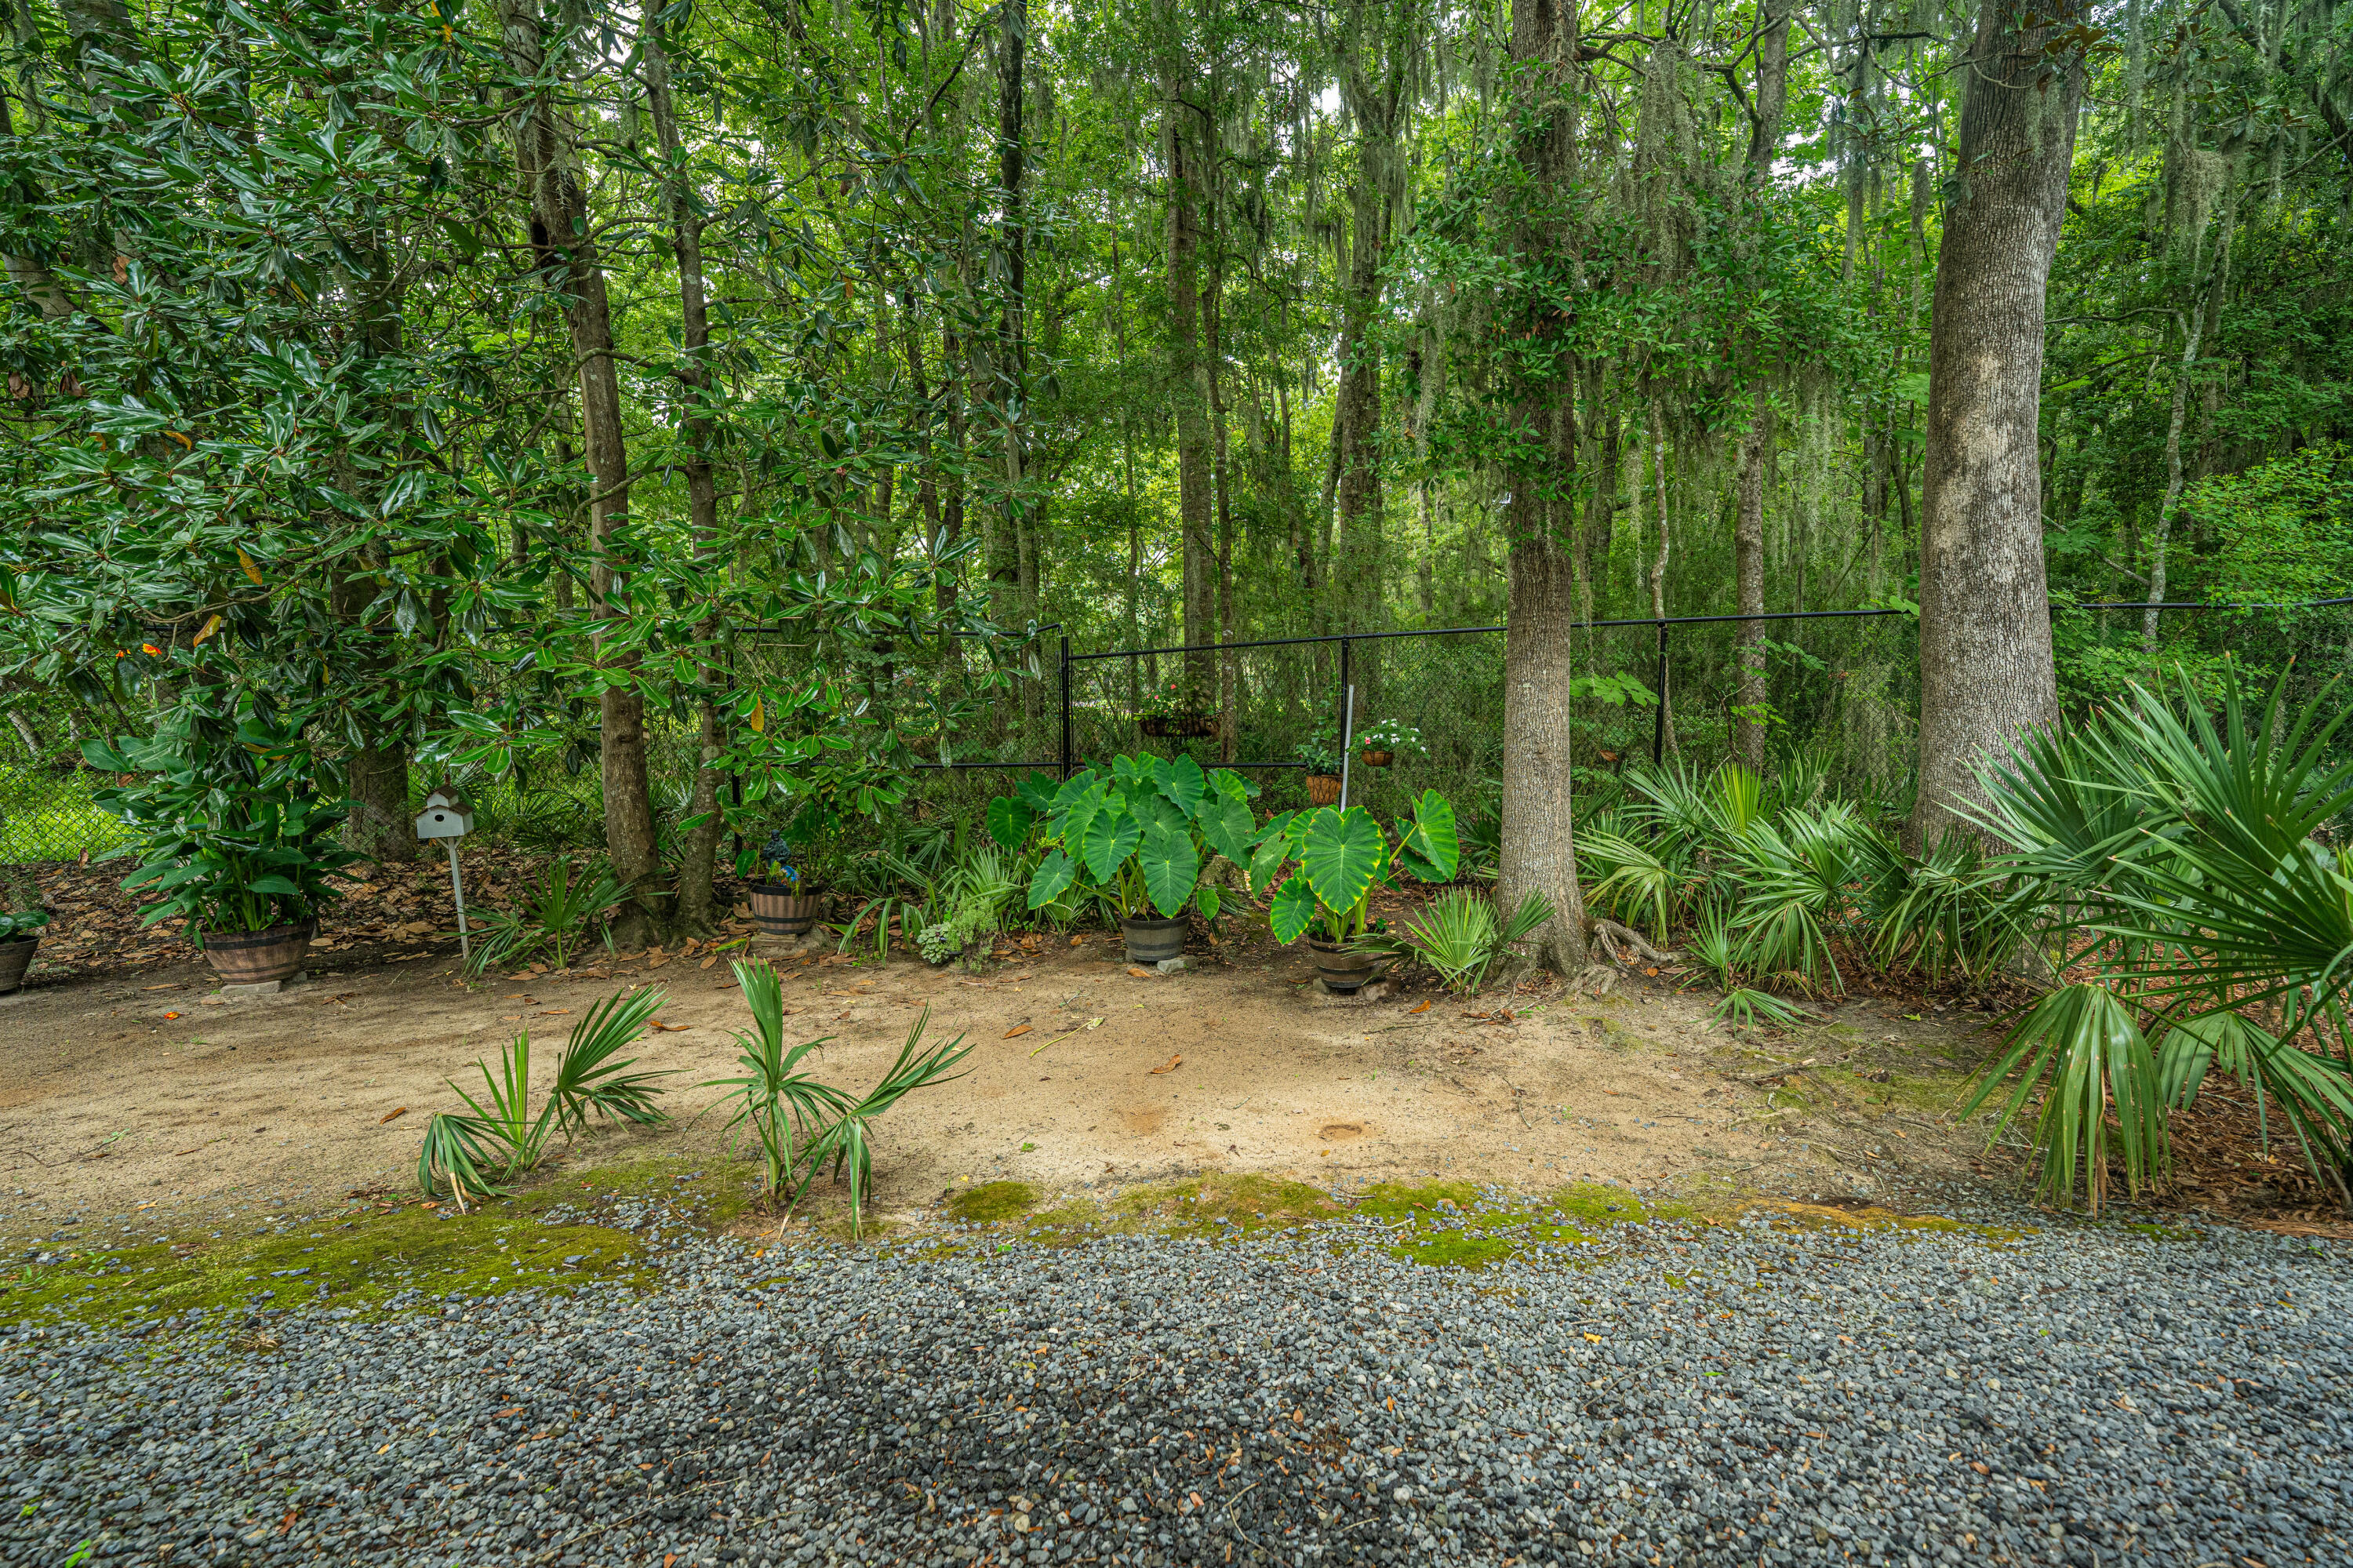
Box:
85;715;362;987
1259;790;1460;994
1018;753;1257;965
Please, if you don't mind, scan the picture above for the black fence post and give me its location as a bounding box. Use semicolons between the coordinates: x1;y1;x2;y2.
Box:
1337;635;1351;738
1058;634;1073;780
1651;619;1669;767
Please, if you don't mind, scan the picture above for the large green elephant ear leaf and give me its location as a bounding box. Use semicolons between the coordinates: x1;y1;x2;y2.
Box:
1016;771;1061;815
1080;796;1141;883
1268;875;1317;944
1027;849;1078;910
1208;767;1259;801
1053;780;1106;850
1197;781;1257;867
1137;817;1199;917
1154;754;1206;816
1301;806;1385;916
987;795;1035;850
1247;824;1293;897
1396;789;1460;882
1050;769;1098;814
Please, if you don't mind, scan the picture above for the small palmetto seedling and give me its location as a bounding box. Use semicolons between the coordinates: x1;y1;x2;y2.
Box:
1360;888;1556;994
417;985;673;1206
1709;987;1808;1033
465;857;629;974
704;959;973;1235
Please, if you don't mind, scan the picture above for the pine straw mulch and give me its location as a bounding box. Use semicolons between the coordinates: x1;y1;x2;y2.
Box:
9;845;762;985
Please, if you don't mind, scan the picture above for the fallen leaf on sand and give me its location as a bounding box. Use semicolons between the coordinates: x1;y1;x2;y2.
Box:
647;1020;689;1032
699;955;718;969
1149;1054;1183;1075
1071;935;1086;946
378;1107;408;1125
1127;966;1151;978
1003;1024;1032;1039
1409;1000;1431;1014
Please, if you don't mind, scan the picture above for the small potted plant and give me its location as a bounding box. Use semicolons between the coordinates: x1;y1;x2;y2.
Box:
1136;677;1216;739
1356;717;1427;769
743;831;828;937
1295;724;1344;806
0;868;49;994
1012;752;1259;964
85;712;362;986
1253;790;1460;994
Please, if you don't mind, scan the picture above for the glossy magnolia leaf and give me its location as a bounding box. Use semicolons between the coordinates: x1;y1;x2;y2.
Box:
987;794;1034;850
1027;849;1077;911
1302;806;1384;919
1196;781;1257;867
1137;817;1198;917
1269;876;1317;944
1154;754;1206;816
1396;790;1460;883
1079;798;1141;883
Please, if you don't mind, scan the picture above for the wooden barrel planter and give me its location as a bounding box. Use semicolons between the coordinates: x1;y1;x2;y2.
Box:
748;885;827;937
1308;938;1380;995
1121;915;1187;965
1304;773;1343;806
203;919;316;986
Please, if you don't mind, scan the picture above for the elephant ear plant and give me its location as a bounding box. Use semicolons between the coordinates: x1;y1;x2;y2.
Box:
85;710;361;940
704;959;973;1235
1256;790;1461;944
1001;754;1260;922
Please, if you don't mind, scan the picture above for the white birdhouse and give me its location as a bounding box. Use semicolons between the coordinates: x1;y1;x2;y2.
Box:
415;785;475;841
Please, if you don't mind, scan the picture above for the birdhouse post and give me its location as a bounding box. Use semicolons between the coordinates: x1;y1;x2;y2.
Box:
414;785;477;961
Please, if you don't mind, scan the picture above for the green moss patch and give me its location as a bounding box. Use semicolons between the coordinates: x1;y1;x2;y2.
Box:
0;1154;774;1331
946;1180;1043;1224
1750;1199;2035;1242
1353;1180;1660;1271
1108;1173;1343;1240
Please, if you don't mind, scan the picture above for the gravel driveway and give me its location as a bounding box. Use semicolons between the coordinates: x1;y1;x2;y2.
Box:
5;1192;2348;1567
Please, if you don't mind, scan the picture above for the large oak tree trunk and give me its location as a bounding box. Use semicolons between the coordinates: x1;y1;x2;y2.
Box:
1495;0;1587;974
1911;1;2086;850
500;0;664;942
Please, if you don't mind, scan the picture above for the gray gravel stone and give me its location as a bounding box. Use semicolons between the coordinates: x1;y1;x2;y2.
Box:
3;1187;2348;1566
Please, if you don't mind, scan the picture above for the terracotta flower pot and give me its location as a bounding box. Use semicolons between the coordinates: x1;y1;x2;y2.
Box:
203;919;315;986
1307;937;1380;995
1122;915;1187;966
1304;773;1343;806
1361;749;1395;769
0;936;36;995
748;884;827;937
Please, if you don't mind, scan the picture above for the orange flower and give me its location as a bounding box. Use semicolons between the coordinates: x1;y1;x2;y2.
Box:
140;643;162;656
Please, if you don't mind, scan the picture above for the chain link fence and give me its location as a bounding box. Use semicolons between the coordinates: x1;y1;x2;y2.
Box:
9;600;2341;866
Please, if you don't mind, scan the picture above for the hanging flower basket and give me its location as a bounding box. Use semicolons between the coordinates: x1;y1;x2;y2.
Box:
1304;773;1343;806
1360;749;1395;769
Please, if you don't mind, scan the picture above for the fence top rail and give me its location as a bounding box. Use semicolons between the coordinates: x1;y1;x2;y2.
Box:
1069;594;2353;664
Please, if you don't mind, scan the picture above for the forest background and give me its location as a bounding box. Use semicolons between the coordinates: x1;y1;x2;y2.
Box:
0;0;2348;962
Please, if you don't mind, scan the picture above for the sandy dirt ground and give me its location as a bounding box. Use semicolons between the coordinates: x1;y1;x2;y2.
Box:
0;915;2014;1240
